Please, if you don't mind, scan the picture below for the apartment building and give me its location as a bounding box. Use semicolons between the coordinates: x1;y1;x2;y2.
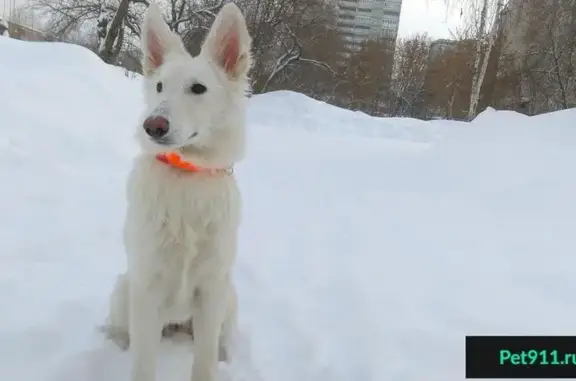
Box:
336;0;403;53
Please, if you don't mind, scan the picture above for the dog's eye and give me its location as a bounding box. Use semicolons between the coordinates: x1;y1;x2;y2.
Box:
189;83;207;95
156;82;163;93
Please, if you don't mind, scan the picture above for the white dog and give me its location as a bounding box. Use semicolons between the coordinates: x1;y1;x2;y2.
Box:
103;2;252;381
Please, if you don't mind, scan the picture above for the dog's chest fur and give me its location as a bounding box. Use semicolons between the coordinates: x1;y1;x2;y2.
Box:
123;155;240;321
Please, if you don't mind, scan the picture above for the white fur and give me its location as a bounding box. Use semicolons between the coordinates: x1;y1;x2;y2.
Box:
103;2;252;381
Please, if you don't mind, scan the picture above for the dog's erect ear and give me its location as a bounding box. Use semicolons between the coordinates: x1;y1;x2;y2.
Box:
200;3;252;80
141;0;186;76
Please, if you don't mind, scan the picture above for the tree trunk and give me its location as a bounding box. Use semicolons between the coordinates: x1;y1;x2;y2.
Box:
112;20;125;64
468;0;489;119
98;0;131;65
472;0;504;116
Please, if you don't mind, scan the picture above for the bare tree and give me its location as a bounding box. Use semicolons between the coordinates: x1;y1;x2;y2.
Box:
235;0;339;93
99;0;131;63
422;38;476;119
35;0;149;59
443;0;505;118
521;0;576;112
466;0;489;118
389;33;431;117
469;0;504;118
258;19;339;93
333;38;395;115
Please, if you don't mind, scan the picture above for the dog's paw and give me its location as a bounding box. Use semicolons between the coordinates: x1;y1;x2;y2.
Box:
162;319;194;340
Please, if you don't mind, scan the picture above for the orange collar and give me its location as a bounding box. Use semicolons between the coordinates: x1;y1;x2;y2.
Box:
156;152;233;175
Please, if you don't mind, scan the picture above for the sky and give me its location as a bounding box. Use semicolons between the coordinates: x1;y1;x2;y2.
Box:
2;0;464;40
397;0;463;39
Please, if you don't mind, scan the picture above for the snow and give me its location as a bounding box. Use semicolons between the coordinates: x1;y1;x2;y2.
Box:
1;37;576;381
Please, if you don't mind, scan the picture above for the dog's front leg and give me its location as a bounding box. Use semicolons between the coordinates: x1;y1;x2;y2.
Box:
191;277;227;381
129;280;162;381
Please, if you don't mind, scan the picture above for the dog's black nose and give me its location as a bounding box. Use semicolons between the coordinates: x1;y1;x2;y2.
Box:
143;116;169;138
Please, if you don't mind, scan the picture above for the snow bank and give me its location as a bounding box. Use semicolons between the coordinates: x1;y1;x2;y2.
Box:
1;37;576;381
250;90;448;143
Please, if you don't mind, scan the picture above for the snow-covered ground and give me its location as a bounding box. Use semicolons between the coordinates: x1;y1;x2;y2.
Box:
1;36;576;381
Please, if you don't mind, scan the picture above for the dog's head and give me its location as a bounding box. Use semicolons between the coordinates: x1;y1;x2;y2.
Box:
137;1;252;166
